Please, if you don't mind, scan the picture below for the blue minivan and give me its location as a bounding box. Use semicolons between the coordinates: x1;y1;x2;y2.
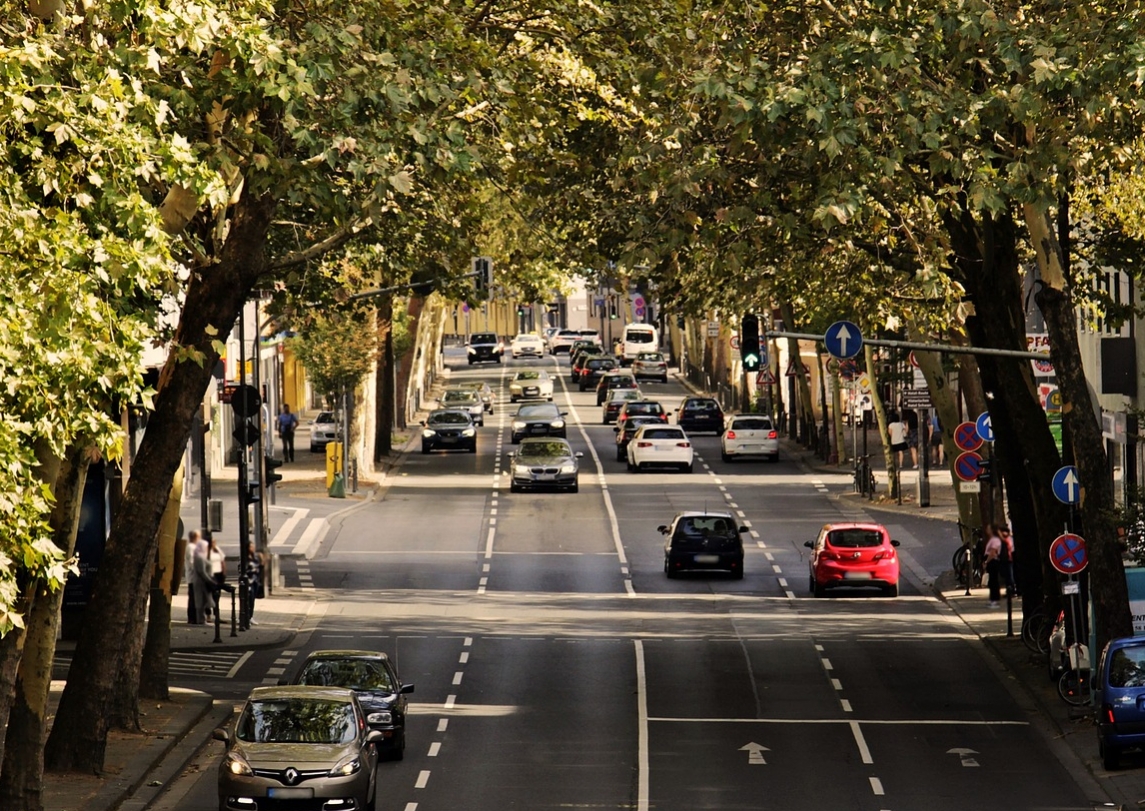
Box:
1095;635;1145;769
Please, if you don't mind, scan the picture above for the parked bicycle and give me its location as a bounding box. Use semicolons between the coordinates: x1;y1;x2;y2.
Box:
852;455;876;498
952;530;984;589
1021;606;1052;655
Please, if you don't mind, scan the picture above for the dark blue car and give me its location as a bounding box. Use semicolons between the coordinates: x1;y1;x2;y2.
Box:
1096;635;1145;769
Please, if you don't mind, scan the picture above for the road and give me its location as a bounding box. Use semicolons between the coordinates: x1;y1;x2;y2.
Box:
155;352;1096;811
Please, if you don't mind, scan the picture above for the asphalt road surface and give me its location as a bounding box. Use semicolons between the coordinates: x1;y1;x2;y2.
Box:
156;354;1096;811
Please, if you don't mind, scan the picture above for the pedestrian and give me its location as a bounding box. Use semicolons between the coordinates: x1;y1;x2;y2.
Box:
207;534;233;608
191;532;215;624
929;413;944;465
902;407;920;468
983;523;1004;608
184;529;200;624
277;403;298;462
888;412;909;470
243;540;267;626
1000;524;1017;596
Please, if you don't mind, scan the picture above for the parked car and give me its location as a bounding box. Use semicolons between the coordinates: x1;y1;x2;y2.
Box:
660;511;747;579
309;411;339;452
632;351;669;382
615;399;668;433
213;686;381;811
548;329;582;354
440;388;485;426
508;437;582;493
602;389;644;424
676;397;725;434
466;332;504;364
720;415;780;462
614;415;661;460
511;403;568;443
626;424;694;473
510;333;545;358
459;380;495;413
1095;634;1145;769
420;409;477;454
509;369;555;402
286;649;414;760
578;356;619;391
595;371;640;406
804;522;901;597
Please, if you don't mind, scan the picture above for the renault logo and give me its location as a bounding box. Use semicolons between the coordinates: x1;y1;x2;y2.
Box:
283;767;300;785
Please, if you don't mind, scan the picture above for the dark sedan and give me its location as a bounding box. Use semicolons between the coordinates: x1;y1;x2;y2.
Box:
509;438;582;493
579;357;619;391
676;396;725;434
421;409;477;453
595;371;640;405
511;403;568;444
614;415;661;460
285;649;414;760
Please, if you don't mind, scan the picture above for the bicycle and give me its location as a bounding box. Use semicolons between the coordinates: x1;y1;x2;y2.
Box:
1021;606;1051;655
1057;641;1091;705
852;455;875;497
952;536;983;589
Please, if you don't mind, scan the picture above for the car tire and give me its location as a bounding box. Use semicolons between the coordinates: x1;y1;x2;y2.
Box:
626;458;636;472
769;454;779;463
510;482;521;493
468;359;474;365
885;582;899;598
684;462;694;473
511;396;517;403
661;375;668;383
579;383;587;392
721;452;732;463
813;580;826;598
665;559;677;579
311;444;319;452
511;435;520;444
1102;739;1120;770
733;568;744;580
616;447;625;461
421;444;432;455
570;480;579;493
468;443;477;453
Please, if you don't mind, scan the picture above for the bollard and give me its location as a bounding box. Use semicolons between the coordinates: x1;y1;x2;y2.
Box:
1005;588;1014;636
231;588;238;637
213;594;222;644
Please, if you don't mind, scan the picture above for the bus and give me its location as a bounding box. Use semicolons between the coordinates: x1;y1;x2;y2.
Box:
620;323;659;364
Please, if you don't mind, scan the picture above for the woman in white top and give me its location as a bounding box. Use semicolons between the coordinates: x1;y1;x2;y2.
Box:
888;413;909;469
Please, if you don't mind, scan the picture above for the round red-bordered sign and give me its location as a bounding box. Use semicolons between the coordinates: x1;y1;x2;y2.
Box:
953;421;983;452
954;451;983;482
1049;533;1088;575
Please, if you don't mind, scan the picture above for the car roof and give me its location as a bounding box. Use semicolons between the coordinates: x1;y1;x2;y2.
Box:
674;510;735;520
820;522;887;533
249;685;357;702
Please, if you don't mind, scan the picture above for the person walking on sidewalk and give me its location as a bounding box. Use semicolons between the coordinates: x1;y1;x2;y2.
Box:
184;529;201;624
929;413;944;465
277;403;298;462
888;412;909;469
243;540;267;626
983;523;1004;608
191;532;215;624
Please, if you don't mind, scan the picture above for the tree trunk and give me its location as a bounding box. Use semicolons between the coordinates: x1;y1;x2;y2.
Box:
0;445;90;810
139;462;185;701
1026;203;1132;646
374;295;394;464
943;205;1068;620
44;192;277;774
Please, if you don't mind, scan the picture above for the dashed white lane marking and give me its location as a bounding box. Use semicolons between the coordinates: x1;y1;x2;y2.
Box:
452;671;464;685
785;590;795;599
815;644;824;652
869;777;884;795
437;719;448;732
444;695;456;709
832;678;843;691
459;652;469;664
772;565;782;574
464;637;473;647
415;771;430;789
778;578;788;588
765;552;775;561
821;658;833;670
403;804;418;811
851;721;874;764
428;742;441;757
841;699;853;713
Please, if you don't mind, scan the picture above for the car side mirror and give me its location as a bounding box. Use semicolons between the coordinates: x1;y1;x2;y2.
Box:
400;683;415;694
891;539;901;547
804;541;814;548
575;452;584;458
738;526;749;534
561;412;568;417
613;427;620;433
366;730;385;744
657;525;669;534
212;728;231;744
419;421;426;427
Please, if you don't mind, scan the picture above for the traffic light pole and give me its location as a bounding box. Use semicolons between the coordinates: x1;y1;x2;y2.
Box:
237;310;250;632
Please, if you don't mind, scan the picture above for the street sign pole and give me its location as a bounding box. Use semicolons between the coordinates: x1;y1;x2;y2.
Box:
918;408;930;508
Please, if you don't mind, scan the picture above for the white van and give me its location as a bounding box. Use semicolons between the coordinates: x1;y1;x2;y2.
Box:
621;323;659;364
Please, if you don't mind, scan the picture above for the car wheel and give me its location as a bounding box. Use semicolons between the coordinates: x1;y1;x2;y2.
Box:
616;447;625;461
661;375;668;383
569;480;579;493
769;454;779;463
665;559;677;579
721;452;731;462
548;396;553;401
579;383;587;392
511;436;520;444
510;482;521;493
468;443;477;453
511;396;517;403
421;444;431;454
813;579;826;598
885;582;899;598
1102;739;1120;770
468;359;474;365
733;568;744;580
626;458;636;472
310;444;319;452
684;462;694;473
496;357;501;364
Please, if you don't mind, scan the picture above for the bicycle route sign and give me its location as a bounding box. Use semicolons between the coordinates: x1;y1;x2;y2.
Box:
954;451;984;482
953;421;983;452
1049;533;1088;575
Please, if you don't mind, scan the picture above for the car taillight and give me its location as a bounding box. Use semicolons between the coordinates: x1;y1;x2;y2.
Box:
1104;704;1116;724
637;442;653;448
677;442;691;448
819;550;839;561
659;415;668;422
767;431;778;439
726;430;737;439
873;549;897;561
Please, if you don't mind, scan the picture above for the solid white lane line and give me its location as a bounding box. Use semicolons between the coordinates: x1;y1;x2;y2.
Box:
226;652;254;679
851;721;874;764
635;640;649;811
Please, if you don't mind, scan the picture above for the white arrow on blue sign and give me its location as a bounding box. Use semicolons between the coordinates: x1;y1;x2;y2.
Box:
824;320;863;360
1051;465;1080;505
975;411;994;443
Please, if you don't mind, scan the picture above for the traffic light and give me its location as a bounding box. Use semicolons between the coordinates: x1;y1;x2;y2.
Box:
517;305;525;317
977;457;993;483
242;482;261;505
265;456;284;487
472;256;493;295
609;298;618;319
233;419;259;447
740;313;761;372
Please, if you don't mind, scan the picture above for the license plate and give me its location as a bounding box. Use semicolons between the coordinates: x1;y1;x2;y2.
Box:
536;473;555;481
525;388;538;394
268;788;314;799
843;571;872;579
694;554;720;564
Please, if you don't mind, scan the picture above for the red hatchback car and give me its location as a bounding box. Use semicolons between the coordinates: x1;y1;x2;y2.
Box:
805;522;901;597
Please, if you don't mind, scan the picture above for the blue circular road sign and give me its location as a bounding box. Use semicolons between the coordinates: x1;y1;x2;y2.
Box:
824;321;863;360
1051;465;1080;505
975;412;994;443
1049;533;1088;574
953;421;983;453
954;451;984;482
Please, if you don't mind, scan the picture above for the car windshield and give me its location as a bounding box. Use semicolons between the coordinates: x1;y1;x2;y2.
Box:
515;371;543;381
518;441;570;458
297;659;395;692
518;405;559;418
515;335;538;341
637;352;664;361
315;412;336;424
677;516;735;537
732;418;773;430
442;391;478;405
827;529;884;548
427;412;470;426
1110;646;1145;688
236;698;357;744
642;428;685;440
470;333;497;343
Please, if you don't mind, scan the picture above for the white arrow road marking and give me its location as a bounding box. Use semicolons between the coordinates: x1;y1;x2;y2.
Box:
947;747;980;767
740;742;770;764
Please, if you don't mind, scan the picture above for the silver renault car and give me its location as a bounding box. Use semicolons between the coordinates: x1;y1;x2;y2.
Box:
214;685;381;811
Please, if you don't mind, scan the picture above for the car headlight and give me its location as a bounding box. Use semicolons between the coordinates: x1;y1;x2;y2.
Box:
467;346;476;354
422;429;436;438
329;754;362;777
225;752;253;776
367;710;393;725
462;428;476;437
559;463;576;474
550;420;565;428
512;421;526;431
514;464;531;476
510;385;522;393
